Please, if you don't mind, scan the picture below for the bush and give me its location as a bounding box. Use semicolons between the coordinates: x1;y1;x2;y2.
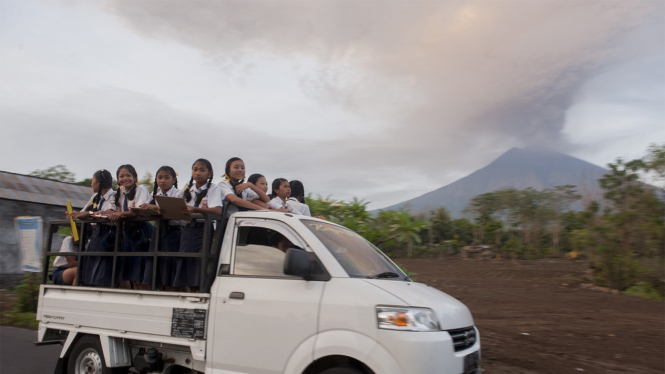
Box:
2;311;39;329
623;282;665;301
520;244;536;260
593;247;639;291
540;246;553;258
14;273;40;313
501;238;521;259
412;245;433;258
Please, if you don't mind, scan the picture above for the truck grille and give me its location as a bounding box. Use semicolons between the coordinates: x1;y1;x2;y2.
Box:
448;326;476;352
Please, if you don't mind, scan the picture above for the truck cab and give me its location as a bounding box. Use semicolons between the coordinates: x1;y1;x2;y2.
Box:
37;212;481;374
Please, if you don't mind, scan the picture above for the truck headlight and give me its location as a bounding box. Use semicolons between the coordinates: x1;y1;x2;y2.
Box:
376;306;440;332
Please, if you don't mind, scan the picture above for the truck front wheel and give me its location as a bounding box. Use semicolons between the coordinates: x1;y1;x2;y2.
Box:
67;335;126;374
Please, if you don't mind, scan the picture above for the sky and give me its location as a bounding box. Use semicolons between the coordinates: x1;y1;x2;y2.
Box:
1;0;663;210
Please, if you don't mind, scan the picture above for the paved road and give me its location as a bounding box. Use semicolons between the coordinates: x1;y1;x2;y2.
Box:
0;325;61;374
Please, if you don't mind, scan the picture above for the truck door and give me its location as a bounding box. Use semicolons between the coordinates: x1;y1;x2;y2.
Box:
210;219;325;374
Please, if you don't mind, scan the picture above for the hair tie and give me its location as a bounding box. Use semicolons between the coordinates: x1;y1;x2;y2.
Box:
223;174;230;181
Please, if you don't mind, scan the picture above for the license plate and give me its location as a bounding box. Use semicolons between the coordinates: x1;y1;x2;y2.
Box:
464;351;480;374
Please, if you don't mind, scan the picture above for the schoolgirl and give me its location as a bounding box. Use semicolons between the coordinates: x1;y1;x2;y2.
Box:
66;169;117;287
218;157;270;211
173;159;223;292
243;173;284;210
269;178;292;211
108;164;154;289
140;166;183;290
287;180;312;216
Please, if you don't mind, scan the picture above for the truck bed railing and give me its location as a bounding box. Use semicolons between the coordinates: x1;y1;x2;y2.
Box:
41;212;228;293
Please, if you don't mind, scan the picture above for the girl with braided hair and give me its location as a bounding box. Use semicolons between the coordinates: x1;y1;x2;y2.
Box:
218;157;270;211
65;169;117;286
140;166;183;290
107;164;153;289
173;159;223;291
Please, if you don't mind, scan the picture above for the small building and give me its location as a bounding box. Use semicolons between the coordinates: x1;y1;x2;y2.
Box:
0;171;92;284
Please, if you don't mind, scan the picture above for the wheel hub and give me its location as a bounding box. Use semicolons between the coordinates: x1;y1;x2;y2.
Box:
76;348;103;374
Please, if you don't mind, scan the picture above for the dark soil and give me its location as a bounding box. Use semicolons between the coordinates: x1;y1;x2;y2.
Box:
396;257;665;374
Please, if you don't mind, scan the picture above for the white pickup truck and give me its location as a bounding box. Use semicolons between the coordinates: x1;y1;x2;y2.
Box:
37;211;481;374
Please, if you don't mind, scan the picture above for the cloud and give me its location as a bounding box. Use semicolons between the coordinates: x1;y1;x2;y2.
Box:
104;1;661;138
99;1;664;200
2;0;663;209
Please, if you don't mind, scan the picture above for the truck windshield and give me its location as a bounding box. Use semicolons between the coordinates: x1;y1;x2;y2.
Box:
302;220;407;280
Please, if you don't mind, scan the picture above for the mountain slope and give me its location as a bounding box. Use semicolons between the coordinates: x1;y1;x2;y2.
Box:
376;147;607;217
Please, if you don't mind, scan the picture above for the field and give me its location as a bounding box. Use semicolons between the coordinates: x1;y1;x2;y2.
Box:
397;257;664;374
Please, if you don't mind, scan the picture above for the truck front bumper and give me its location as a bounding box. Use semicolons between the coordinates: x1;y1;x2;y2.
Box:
373;327;481;374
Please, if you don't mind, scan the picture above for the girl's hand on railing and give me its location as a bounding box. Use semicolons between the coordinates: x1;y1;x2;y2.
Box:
67;211;89;220
140;203;160;211
108;212;124;222
182;206;194;217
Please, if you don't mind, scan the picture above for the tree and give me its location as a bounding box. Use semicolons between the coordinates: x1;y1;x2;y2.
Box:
449;218;474;247
139;172;154;192
599;158;646;256
644;143;665;185
546;185;581;255
429;207;451;246
390;210;430;257
644;143;665;260
465;192;499;243
29;165;76;182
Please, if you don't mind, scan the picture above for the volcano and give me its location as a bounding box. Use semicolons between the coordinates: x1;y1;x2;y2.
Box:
376;147;608;217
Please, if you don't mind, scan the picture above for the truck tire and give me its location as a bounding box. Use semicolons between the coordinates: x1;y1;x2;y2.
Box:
67;335;127;374
319;367;365;374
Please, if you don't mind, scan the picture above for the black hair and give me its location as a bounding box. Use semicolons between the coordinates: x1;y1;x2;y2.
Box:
224;157;244;184
88;169;113;212
114;164;138;208
269;178;289;199
184;159;213;206
289;180;306;203
247;173;264;185
150;166;178;204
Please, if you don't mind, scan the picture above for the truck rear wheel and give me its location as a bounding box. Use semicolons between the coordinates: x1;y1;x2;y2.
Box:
67;335;126;374
319;368;365;374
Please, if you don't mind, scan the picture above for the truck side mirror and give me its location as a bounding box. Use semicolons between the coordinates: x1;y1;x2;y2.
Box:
284;248;310;278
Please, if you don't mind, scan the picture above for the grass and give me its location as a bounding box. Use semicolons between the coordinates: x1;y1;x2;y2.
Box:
2;310;39;329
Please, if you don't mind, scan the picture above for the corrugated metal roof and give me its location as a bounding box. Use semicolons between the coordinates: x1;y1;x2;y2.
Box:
0;171;92;208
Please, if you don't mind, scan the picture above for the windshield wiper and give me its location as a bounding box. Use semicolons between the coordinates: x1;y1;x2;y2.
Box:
369;271;400;279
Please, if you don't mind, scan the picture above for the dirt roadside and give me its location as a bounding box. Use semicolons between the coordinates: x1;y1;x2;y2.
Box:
397;257;664;374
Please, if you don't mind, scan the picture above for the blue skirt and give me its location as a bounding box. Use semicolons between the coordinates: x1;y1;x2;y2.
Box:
81;225;116;287
120;221;154;282
172;225;204;288
143;225;182;287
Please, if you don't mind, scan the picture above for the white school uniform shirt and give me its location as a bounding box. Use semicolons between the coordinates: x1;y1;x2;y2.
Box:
270;197;290;211
185;183;223;209
53;236;75;268
118;184;151;211
218;180;260;203
81;189;117;212
154;186;185;226
287;197;312;216
267;199;283;210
